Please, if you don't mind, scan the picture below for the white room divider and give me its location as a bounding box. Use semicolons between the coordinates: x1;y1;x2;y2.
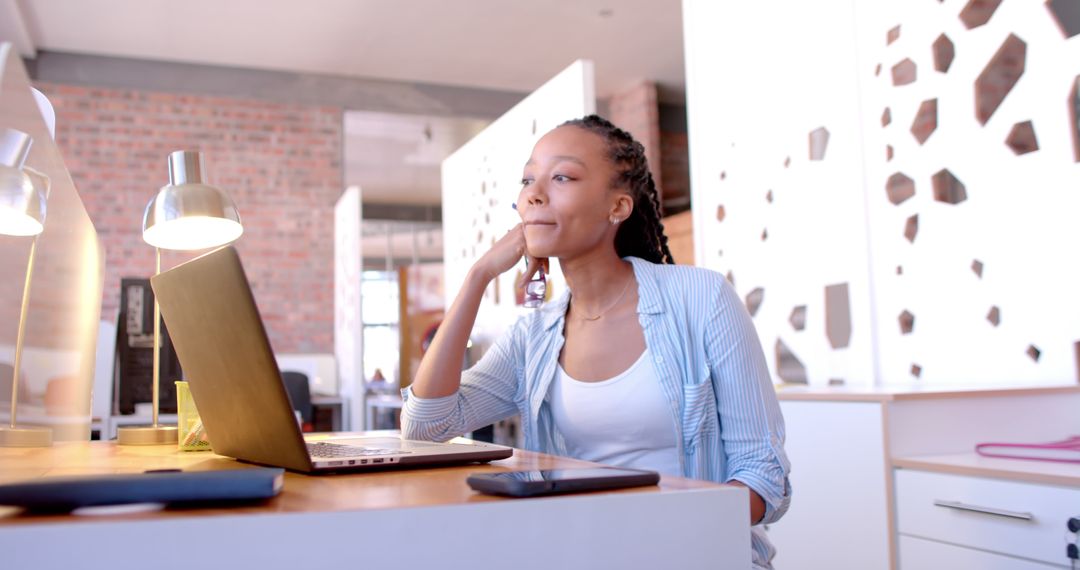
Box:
684;0;1080;386
684;1;877;386
334;186;363;429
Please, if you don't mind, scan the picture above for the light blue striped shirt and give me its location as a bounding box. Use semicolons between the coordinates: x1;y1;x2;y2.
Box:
402;257;792;568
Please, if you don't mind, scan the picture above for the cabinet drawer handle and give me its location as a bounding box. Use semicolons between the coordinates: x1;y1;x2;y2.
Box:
933;499;1034;521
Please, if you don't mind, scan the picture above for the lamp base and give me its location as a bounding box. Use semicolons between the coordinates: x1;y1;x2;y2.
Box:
0;426;53;447
116;425;178;446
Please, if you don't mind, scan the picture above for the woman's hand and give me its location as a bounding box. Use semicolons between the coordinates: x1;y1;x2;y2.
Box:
473;224;547;287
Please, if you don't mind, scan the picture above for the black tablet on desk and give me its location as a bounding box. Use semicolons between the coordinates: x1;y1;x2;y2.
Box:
0;468;284;512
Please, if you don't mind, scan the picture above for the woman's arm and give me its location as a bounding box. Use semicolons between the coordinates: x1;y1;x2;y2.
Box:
402;225;548;441
409;265;494;398
726;481;767;524
706;277;792;526
410;223;540;398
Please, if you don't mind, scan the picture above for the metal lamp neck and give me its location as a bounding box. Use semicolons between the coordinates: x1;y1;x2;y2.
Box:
167;150;205;186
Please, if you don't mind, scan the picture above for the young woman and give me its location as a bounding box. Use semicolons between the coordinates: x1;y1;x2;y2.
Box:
402;115;791;569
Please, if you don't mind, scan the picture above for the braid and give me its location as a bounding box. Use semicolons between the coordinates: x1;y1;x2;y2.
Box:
559;114;675;264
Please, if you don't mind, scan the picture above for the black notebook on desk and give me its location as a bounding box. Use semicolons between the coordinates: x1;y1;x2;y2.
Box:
0;468;284;511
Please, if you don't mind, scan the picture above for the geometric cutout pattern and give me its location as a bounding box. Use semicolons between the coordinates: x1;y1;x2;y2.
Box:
790;305;807;331
911;363;922;378
972;259;984;278
746;287;764;317
1005;120;1039;155
1027;344;1041;362
960;0;1003;29
1047;0;1080;38
717;204;726;222
932;168;968;204
882;107;892;127
933;33;955;73
892;58;917;86
987;305;1000;326
886;172;916;205
887;25;902;45
904;214;919;242
911;99;938;145
775;338;809;384
825;283;852;349
975;34;1027;125
809;127;830;161
899;309;915;334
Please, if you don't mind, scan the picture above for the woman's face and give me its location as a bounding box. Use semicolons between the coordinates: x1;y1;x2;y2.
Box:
517;126;630;259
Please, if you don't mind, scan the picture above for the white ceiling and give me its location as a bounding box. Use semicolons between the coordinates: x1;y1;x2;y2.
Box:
344;110;488;204
1;0;686;209
5;0;686;101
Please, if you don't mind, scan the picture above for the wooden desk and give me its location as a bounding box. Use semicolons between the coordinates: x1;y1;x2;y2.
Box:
0;437;751;569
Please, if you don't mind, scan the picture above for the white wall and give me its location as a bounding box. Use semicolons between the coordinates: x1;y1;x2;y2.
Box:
441;60;596;346
684;0;1080;386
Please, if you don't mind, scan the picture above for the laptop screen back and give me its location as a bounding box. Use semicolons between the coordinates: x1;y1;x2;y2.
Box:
151;246;313;471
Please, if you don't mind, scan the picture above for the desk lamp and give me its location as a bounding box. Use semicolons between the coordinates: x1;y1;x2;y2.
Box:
0;128;52;447
117;150;242;445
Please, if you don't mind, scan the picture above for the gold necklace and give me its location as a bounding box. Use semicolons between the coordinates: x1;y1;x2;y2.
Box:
575;272;634;321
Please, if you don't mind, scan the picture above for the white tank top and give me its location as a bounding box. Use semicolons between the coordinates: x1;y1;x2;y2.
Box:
550;348;682;476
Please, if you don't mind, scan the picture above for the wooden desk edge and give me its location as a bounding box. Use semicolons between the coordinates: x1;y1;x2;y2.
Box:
0;440;729;528
776;384;1080;403
892;454;1080;488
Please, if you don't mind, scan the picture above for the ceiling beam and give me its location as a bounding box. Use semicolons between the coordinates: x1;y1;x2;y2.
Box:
26;50;525;119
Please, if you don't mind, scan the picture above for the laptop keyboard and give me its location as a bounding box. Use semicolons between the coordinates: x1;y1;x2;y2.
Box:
306;442;403;458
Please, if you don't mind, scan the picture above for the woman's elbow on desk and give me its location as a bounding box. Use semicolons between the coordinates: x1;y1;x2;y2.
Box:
399;404;466;443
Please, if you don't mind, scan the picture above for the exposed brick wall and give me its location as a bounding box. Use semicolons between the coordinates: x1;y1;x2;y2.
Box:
35;82;343;353
660;130;690;213
608;81;663;201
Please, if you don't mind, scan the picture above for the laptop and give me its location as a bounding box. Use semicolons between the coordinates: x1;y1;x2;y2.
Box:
150;245;513;473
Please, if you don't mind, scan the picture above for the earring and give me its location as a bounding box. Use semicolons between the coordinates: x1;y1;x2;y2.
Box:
610;217;620;225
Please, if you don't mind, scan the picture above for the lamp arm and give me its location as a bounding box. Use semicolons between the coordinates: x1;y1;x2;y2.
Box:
9;236;37;428
152;247;161;427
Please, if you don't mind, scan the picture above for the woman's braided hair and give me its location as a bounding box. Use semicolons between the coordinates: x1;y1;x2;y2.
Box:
559;114;675;265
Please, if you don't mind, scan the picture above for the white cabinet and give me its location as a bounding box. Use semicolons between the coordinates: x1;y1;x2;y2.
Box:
770;386;1080;570
767;400;891;570
895;469;1079;568
898;535;1066;570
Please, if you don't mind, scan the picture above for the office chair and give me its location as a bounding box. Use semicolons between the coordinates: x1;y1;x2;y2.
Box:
281;371;314;432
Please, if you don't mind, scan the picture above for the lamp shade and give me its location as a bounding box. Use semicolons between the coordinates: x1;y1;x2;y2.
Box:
142;150;242;250
0;128;45;237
